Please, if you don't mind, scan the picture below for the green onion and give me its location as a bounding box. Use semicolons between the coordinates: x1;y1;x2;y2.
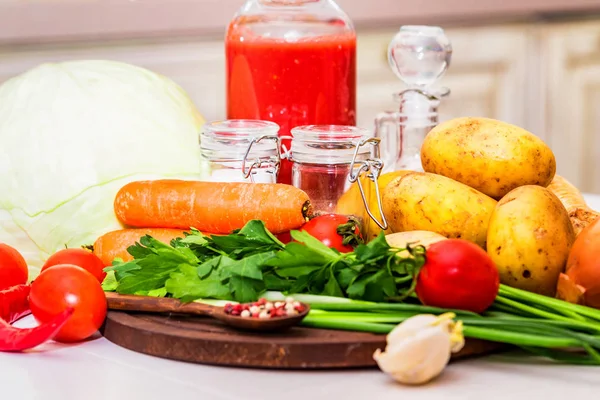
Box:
305;301;480;317
499;285;600;322
301;316;393;334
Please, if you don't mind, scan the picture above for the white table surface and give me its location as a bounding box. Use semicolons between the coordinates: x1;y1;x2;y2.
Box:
3;194;600;400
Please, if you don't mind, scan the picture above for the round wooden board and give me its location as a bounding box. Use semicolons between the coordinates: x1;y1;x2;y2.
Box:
101;311;504;369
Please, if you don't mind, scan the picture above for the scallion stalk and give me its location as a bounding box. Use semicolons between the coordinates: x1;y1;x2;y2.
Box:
305;301;480;317
494;296;600;333
301;316;393;334
499;285;600;322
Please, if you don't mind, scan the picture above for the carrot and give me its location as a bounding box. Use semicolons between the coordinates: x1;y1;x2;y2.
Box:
93;228;189;266
547;175;600;236
113;180;312;234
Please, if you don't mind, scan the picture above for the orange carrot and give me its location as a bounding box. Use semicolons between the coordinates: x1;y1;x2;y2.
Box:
93;228;189;266
113;180;312;234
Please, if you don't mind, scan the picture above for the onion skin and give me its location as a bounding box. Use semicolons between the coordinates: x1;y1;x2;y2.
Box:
559;217;600;308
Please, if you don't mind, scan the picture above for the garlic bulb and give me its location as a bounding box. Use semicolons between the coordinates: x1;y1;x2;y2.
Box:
373;313;465;385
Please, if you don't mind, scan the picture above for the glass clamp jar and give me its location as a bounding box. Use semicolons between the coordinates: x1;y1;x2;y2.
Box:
288;125;388;230
200;119;281;183
348;137;388;230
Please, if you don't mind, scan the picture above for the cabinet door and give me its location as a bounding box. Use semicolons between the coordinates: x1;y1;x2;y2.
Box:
356;26;538;135
543;21;600;194
0;39;226;122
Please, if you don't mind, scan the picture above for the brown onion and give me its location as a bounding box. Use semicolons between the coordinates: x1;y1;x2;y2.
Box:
557;217;600;308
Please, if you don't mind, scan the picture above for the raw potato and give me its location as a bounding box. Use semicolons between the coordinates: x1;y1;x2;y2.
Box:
547;175;600;236
421;117;556;199
386;231;447;258
386;231;447;249
487;185;575;296
382;172;497;249
337;170;414;242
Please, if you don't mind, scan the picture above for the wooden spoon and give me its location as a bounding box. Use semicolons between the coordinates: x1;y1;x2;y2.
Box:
104;292;310;332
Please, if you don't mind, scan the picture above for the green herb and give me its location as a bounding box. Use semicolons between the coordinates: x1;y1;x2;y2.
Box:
105;220;426;303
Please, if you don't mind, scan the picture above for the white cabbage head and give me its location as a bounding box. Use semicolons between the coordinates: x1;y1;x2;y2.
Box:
0;60;209;278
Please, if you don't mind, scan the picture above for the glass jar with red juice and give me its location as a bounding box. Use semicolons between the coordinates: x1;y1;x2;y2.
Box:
225;0;357;185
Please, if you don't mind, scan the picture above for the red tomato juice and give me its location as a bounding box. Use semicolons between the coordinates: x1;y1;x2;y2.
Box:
226;32;357;184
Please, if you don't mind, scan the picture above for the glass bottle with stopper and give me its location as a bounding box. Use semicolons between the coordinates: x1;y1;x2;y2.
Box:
374;25;452;173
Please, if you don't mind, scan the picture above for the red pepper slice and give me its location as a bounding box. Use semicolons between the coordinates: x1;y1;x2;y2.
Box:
0;307;74;352
0;284;31;324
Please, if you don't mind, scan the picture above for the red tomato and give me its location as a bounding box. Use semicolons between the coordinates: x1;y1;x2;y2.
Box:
563;218;600;308
276;231;292;244
42;248;106;283
0;243;28;290
30;264;107;343
416;239;499;313
300;214;362;253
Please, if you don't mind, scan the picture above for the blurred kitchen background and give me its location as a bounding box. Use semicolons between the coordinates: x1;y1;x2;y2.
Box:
2;0;600;193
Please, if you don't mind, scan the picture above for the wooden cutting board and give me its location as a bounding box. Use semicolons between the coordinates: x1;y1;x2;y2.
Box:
101;307;505;369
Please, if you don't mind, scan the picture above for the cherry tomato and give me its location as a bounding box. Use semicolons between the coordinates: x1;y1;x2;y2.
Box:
300;214;362;253
0;243;28;290
276;231;292;244
42;248;106;283
30;264;107;343
416;239;499;313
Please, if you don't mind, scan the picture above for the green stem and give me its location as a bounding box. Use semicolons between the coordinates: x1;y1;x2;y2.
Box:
308;311;600;335
301;316;393;334
303;316;581;349
499;285;600;322
307;301;479;317
534;302;588;322
394;276;413;285
495;296;600;332
307;311;417;323
462;326;579;348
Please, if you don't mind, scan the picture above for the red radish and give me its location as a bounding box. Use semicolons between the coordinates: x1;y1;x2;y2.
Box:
416;239;500;314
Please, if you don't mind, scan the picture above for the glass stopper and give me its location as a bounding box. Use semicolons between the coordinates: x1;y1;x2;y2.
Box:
387;25;452;90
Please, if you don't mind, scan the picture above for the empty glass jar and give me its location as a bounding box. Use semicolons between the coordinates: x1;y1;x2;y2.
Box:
199;119;281;183
288;125;387;230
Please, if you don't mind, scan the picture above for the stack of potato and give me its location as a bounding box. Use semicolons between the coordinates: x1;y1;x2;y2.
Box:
376;117;598;297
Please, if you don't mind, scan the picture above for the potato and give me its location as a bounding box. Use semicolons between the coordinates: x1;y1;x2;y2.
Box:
382;172;497;248
386;230;447;248
337;170;414;242
421;117;556;199
386;231;447;258
487;185;575;296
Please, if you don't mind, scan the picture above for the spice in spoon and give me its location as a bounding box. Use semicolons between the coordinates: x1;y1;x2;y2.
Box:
224;297;305;319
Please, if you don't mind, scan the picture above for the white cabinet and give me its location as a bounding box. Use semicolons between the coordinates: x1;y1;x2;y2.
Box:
542;20;600;193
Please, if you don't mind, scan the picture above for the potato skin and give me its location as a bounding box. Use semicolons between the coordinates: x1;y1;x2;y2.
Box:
382;172;497;249
487;185;575;296
421;117;556;199
386;230;447;258
336;170;413;242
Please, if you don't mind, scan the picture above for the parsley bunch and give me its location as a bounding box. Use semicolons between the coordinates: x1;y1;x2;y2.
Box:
104;220;426;303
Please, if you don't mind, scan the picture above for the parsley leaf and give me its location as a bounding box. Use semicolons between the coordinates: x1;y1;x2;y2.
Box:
229;276;263;303
110;236;200;294
322;268;344;297
166;265;230;302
